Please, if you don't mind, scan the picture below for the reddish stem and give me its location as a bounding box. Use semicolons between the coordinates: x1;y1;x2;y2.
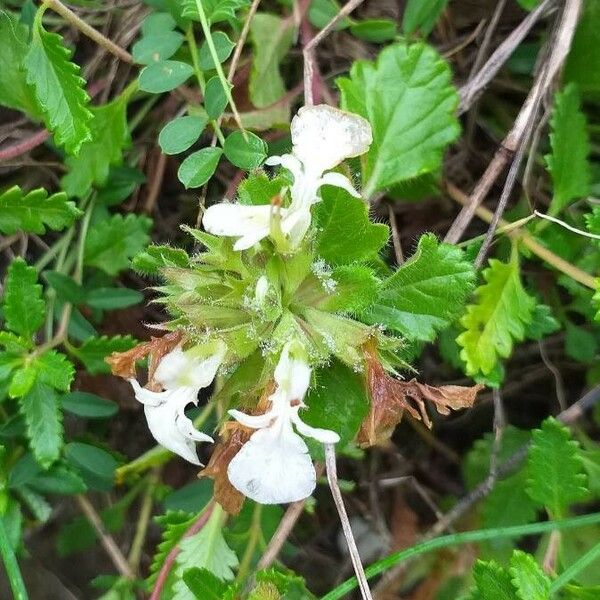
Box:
148;501;215;600
0;130;50;163
299;0;323;105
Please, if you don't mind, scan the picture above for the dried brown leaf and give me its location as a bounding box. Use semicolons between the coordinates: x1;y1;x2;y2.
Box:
357;344;482;447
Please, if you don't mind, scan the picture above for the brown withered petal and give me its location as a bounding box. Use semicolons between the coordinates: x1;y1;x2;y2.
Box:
357;344;482;447
199;422;251;515
105;331;183;387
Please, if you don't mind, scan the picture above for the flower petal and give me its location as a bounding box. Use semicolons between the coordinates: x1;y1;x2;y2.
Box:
227;423;316;503
175;409;214;443
154;344;225;390
281;205;312;249
203;203;271;248
291;105;372;173
291;409;340;444
274;342;311;403
228;408;276;429
129;379;166;407
318;171;361;198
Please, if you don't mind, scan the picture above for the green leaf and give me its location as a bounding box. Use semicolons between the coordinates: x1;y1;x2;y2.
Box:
237;172;288;205
309;0;350;30
133;244;191;276
199;31;234;70
44;271;87;305
181;0;250;26
62;95;131;198
565;322;597;363
10;454;86;495
364;234;475;341
0;186;81;235
142;12;177;35
139;60;194;93
24;13;93;155
159;116;208;155
545;84;590;215
132;30;184;64
517;0;541;10
178;148;223;188
526;417;588;517
35;350;74;392
182;568;229;599
9;366;37;399
64;442;118;491
302;359;369;459
0;11;42;118
525;304;560;340
21;380;63;468
350;19;397;43
61;391;118;419
72;335;137;375
86;287;144;310
204;76;229;119
472;560;518;600
509;551;551;600
314;186;389;265
249;13;294;108
338;42;460;197
84;213;152;275
457;257;535;376
164;481;214;513
402;0;449;36
223;130;267;170
3;258;45;338
253;569;316;600
315;265;379;314
565;0;600;94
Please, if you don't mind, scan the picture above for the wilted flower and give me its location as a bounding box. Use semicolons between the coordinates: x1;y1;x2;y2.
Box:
129;342;226;465
202;104;372;251
227;340;339;504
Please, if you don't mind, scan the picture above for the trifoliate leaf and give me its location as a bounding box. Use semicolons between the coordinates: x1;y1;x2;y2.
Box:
72;335;137;375
3;258;45;339
24;12;93;154
159;116;208;155
0;11;42;118
0;186;81;235
133;245;190;276
21;380;63;468
472;560;518;600
62;94;131;198
402;0;449;36
249;13;294;108
545;84;590;215
314;186;389;265
509;550;551;600
364;234;475;341
338;42;460;197
527;417;588;517
457;257;535;376
84;213;152;275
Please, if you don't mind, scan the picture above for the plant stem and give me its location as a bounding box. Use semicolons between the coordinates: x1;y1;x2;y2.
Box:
550;539;600;595
0;519;28;600
322;511;600;600
43;0;133;63
236;503;263;583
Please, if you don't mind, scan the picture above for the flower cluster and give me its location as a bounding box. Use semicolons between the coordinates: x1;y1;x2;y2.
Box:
124;104;374;505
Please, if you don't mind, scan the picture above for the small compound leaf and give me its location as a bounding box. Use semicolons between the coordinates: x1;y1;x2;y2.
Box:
223;130;267;170
139;60;194;93
178;148;223;188
159;115;208;155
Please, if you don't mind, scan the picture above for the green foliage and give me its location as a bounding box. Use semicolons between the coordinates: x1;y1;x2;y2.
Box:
223;131;268;170
61;391;118;419
62;94;131;198
402;0;449;36
350;19;397;43
72;335;137;374
24;11;92;154
338;42;460;197
86;287;143;310
527;417;589;518
314;186;389;265
204;76;230;119
509;551;551;600
133;245;191;276
139;60;194;93
159;115;208;155
364;234;475;341
249;13;294;108
471;559;518;599
0;186;81;235
132;30;184;65
3;258;45;339
84;214;152;275
182;568;230;599
181;0;250;26
199;31;234;70
178;148;223;188
545;84;590;215
457;256;535;376
64;442;118;492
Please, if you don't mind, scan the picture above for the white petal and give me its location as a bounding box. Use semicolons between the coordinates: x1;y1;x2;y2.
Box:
291;409;340;444
203;203;271;247
175;409;214;443
254;276;269;305
129;379;166;407
274;342;311;403
281;205;312;249
154;345;225;390
228;408;277;429
227;423;316;504
290;105;372;173
265;154;304;182
318;172;361;198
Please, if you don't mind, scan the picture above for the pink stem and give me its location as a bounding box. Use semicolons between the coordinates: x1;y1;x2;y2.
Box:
0;130;50;163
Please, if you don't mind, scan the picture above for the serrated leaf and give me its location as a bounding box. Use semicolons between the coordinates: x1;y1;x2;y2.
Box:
0;186;81;235
62;95;131;198
338;42;460;197
73;335;137;375
472;560;518;600
364;234;475;341
35;350;74;392
0;11;42;118
526;417;588;517
133;245;190;276
24;13;92;154
182;568;229;599
457;257;535;376
314;186;389;265
249;13;294;108
545;84;590;215
84;213;152;275
9;366;37;399
509;551;551;600
21;380;63;468
3;258;45;338
314;265;379;314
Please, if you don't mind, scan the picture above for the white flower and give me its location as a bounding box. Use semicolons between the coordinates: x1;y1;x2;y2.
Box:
254;275;269;306
129;342;226;465
227;341;339;504
202;105;372;251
